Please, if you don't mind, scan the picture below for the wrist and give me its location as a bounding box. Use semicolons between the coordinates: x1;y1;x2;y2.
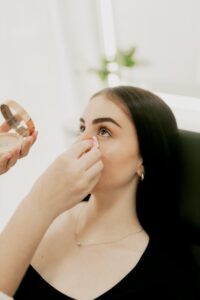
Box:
22;192;55;227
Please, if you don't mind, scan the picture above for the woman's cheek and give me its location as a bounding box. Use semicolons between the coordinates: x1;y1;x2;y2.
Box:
99;140;121;165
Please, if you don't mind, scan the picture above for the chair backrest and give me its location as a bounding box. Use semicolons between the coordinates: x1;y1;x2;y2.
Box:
179;130;200;276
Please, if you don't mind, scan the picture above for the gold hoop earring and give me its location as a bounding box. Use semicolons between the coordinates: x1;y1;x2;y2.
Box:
141;173;144;181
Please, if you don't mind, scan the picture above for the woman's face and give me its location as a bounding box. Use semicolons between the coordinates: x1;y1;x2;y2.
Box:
78;94;143;191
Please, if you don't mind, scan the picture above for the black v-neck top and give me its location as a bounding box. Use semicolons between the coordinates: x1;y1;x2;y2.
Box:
14;238;198;300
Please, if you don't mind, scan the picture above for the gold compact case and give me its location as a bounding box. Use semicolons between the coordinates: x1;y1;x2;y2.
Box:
0;100;35;156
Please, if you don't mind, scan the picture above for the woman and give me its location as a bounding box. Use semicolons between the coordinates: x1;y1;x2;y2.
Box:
1;86;198;299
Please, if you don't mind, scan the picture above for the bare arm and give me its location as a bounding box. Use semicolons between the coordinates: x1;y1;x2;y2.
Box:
0;195;53;296
0;127;38;298
0;138;103;297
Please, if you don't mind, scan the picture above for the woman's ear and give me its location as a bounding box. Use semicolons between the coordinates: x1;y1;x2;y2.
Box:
136;163;145;179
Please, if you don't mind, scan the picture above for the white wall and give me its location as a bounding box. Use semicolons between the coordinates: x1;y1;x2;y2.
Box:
156;92;200;132
113;0;200;97
0;0;105;230
0;0;199;230
0;0;82;229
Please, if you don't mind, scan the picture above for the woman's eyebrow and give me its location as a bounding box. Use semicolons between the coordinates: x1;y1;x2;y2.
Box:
79;117;122;128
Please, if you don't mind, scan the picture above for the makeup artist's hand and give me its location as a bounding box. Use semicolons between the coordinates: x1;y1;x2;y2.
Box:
0;131;38;175
27;138;103;221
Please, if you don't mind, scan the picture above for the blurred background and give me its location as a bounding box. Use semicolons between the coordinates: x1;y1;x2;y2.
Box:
0;0;200;229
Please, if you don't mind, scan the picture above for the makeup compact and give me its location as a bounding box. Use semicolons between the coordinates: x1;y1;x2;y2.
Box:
0;100;35;156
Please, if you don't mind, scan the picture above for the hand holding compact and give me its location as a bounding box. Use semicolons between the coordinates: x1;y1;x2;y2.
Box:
0;100;37;175
0;131;38;175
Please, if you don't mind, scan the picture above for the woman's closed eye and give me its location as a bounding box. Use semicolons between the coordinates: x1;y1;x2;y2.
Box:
79;125;111;137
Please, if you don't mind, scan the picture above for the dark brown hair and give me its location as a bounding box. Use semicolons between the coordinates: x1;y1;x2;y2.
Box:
90;85;198;294
92;85;181;244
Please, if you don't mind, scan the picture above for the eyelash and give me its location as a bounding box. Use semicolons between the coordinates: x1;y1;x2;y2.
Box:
79;125;111;137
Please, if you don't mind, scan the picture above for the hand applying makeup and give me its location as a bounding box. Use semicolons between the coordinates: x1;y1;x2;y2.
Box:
28;135;102;220
0;136;103;297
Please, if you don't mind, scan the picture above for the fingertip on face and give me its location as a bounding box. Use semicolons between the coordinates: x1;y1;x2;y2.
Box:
90;136;99;148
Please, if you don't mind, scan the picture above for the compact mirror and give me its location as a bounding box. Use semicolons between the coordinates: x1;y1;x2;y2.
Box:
0;100;35;155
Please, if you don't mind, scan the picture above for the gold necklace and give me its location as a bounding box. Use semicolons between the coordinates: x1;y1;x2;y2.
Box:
74;204;144;248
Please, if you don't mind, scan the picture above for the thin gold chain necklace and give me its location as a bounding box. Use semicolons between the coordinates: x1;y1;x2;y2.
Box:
74;204;144;248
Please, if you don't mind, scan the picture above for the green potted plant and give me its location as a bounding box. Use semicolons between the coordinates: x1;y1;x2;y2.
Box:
90;47;145;84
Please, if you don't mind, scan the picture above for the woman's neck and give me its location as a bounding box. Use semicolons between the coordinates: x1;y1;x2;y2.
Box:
76;185;142;241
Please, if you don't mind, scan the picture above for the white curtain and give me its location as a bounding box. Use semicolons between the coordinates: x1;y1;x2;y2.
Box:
1;0;199;230
0;0;101;229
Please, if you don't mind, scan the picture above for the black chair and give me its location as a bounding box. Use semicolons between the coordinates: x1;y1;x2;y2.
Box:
179;130;200;285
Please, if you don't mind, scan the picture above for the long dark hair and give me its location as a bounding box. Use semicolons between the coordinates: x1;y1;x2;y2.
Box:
89;86;199;293
92;86;182;245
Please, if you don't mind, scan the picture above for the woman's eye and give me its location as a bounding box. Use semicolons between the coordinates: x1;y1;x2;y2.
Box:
78;126;111;137
79;125;85;133
98;127;111;137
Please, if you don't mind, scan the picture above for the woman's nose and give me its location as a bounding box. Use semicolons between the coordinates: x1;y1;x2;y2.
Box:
80;131;93;140
80;129;95;140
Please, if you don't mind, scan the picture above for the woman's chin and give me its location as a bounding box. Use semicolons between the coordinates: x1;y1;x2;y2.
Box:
91;179;113;193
